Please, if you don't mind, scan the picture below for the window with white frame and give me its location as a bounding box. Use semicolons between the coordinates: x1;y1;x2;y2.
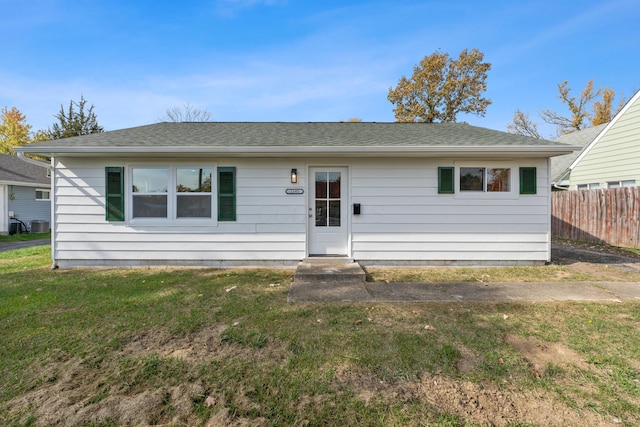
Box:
131;166;213;219
459;167;511;192
132;167;169;218
35;188;50;201
176;167;213;218
122;165;235;222
607;180;636;189
577;183;600;190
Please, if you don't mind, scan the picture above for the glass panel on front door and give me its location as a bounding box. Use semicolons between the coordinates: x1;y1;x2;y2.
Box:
315;171;341;227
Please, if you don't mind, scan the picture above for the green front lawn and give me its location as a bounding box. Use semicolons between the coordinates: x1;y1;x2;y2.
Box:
1;245;638;426
0;231;50;242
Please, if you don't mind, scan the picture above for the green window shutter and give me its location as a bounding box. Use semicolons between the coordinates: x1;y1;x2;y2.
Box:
105;167;125;221
218;167;236;221
438;167;455;194
519;167;537;194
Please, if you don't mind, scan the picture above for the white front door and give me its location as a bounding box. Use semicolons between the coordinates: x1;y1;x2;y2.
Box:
308;167;348;256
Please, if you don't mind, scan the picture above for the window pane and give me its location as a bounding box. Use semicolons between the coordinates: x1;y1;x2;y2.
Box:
460;168;484;191
35;190;50;200
607;181;620;189
622;180;636;187
315;200;327;227
329;172;341;198
329;200;340;226
177;195;212;218
177;168;212;192
487;168;510;192
315;172;327;198
132;168;168;193
133;195;167;218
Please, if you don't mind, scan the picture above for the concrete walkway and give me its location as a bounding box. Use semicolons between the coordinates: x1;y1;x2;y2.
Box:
4;241;640;303
289;278;640;303
288;257;640;303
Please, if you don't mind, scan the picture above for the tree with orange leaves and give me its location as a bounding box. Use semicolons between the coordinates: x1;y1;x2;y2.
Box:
0;106;32;154
388;49;492;123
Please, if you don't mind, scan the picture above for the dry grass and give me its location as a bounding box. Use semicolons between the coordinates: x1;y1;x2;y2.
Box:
2;245;639;426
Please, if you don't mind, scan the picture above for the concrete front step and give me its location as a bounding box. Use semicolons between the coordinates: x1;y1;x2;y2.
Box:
294;257;367;283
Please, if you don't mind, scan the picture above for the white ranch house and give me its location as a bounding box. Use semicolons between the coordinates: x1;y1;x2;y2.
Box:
16;122;576;269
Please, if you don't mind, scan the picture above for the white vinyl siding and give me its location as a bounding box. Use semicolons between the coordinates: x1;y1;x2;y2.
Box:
52;158;306;267
51;156;550;267
570;92;640;189
350;158;549;263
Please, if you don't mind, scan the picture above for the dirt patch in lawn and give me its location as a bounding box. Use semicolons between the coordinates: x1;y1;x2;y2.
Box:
4;325;286;427
506;335;591;378
7;329;619;427
333;366;613;426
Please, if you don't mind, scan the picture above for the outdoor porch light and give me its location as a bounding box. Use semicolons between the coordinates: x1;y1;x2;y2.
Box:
290;168;298;184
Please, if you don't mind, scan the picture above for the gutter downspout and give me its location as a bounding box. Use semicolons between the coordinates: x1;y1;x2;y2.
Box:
552;168;571;191
16;152;58;269
552;183;569;191
16;152;51;170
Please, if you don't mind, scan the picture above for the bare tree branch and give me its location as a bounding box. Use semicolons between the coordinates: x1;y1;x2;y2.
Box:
506;109;541;138
159;103;213;122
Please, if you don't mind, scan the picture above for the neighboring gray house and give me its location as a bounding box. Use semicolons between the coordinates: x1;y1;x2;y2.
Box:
0;154;51;234
550;123;607;190
556;88;640;190
16;122;575;268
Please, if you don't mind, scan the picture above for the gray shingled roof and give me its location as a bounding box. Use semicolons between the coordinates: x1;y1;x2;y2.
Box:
0;154;50;186
550;123;607;184
15;122;576;157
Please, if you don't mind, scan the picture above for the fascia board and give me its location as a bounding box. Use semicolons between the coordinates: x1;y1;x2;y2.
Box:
15;145;578;158
0;180;50;187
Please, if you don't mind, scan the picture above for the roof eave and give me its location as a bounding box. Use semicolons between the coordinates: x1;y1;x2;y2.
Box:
0;180;50;187
15;145;579;158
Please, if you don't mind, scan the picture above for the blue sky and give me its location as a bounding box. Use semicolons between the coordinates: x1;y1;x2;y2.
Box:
1;0;638;139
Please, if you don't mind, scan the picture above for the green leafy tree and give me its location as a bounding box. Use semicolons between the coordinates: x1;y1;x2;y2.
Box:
0;106;32;154
47;96;104;139
31;129;51;143
387;48;492;123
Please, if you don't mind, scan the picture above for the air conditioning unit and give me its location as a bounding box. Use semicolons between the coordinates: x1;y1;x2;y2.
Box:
31;220;50;233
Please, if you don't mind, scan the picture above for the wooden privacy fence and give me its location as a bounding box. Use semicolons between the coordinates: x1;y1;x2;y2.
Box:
551;187;640;248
